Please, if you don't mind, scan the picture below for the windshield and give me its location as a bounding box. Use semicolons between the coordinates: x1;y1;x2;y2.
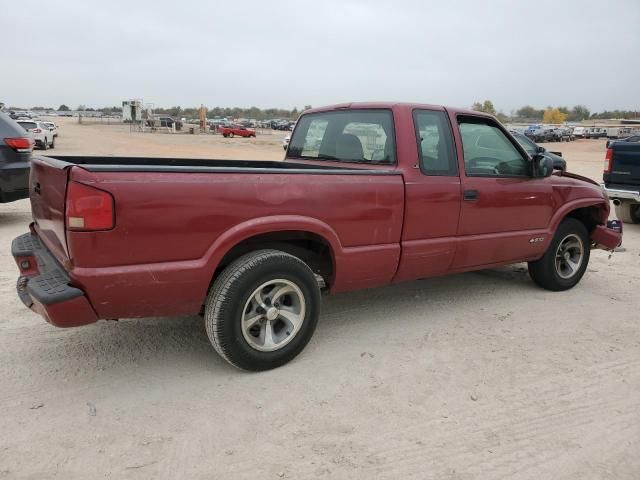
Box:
513;133;537;155
288;109;395;164
18;122;37;130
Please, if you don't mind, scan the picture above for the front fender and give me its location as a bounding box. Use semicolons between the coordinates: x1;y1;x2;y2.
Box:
548;197;609;233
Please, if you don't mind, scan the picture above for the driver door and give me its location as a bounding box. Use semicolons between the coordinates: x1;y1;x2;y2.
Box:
452;115;553;269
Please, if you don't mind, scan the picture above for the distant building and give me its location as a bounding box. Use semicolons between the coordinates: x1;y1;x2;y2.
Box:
122;99;144;123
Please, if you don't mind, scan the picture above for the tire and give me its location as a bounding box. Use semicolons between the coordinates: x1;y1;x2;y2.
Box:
223;134;228;138
42;138;48;150
50;136;55;149
528;217;590;291
229;132;234;138
205;249;321;371
615;201;640;224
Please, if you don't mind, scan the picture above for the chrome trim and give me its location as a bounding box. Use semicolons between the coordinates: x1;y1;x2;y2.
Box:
603;186;640;202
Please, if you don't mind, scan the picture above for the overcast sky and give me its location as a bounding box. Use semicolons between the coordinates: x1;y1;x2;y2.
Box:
3;0;639;113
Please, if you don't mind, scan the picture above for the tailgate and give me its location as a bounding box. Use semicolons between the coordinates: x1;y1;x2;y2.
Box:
29;156;70;264
606;143;640;185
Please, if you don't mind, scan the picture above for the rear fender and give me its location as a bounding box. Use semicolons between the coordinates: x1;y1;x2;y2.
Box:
200;215;342;290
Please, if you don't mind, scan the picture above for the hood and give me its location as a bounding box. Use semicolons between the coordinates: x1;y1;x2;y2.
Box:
556;170;601;186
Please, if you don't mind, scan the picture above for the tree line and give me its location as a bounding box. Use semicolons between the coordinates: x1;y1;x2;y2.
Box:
472;100;640;123
18;102;640;123
50;104;309;119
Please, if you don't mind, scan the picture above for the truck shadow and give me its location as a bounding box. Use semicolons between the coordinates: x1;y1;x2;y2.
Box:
19;264;534;379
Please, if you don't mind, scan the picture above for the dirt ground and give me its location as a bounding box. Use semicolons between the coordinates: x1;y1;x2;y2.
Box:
0;119;638;479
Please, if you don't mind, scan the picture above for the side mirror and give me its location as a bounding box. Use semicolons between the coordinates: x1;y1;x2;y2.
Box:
532;154;554;178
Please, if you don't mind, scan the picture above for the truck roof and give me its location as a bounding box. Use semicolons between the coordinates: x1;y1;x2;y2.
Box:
304;102;489;119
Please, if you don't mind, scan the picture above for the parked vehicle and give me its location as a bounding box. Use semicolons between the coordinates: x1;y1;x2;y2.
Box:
603;141;640;223
146;116;182;130
510;131;567;171
12;102;622;371
16;120;55;150
606;134;640;148
606;127;636;140
283;134;290;151
0;112;32;202
572;126;586;138
526;126;555;143
41;121;59;138
585;127;607;139
220;125;256;138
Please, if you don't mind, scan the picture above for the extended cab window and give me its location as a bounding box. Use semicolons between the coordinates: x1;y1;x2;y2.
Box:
288;110;395;164
413;110;457;176
458;117;528;177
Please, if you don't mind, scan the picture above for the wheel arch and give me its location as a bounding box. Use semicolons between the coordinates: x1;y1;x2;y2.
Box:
549;199;609;235
202;216;342;296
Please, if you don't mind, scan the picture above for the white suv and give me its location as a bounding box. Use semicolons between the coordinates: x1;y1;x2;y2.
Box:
16;120;55;150
41;121;59;138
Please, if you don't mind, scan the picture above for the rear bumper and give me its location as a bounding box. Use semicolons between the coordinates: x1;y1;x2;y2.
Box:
12;232;98;327
604;185;640;202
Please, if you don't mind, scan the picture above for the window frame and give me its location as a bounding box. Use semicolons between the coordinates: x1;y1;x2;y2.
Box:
287;108;397;165
457;115;532;179
412;108;458;177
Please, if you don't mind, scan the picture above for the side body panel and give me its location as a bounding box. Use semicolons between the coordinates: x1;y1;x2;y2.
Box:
64;167;405;318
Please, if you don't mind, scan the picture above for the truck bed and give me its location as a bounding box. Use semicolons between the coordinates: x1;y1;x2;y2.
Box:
28;155;405;320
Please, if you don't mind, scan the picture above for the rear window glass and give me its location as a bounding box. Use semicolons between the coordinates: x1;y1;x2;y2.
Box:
288;109;395;164
18;122;37;130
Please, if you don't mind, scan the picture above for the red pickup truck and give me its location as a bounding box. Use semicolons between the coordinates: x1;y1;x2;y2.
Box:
12;102;622;371
219;125;256;138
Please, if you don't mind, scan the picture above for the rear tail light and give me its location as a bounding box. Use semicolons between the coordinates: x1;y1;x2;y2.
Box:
65;181;115;231
33;128;42;133
604;148;613;173
4;137;33;153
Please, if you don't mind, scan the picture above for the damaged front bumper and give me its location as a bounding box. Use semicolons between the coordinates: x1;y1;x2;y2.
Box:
591;220;623;250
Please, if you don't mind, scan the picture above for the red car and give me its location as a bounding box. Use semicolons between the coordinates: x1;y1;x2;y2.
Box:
12;102;621;371
220;125;255;138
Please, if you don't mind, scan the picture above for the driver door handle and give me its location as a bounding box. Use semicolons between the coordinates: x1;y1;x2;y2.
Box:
463;190;478;201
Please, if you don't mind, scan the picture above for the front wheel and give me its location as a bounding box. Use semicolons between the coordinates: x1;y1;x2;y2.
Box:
615;201;640;224
50;136;55;149
42;138;48;150
528;218;590;291
205;250;321;371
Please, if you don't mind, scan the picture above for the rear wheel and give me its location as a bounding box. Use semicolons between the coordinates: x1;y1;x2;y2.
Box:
205;249;320;371
229;132;234;138
528;218;590;291
50;136;55;149
615;201;640;224
42;138;48;150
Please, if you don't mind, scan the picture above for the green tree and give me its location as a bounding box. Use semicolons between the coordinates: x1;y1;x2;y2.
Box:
569;105;590;121
471;100;496;116
516;105;544;120
58;104;70;111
